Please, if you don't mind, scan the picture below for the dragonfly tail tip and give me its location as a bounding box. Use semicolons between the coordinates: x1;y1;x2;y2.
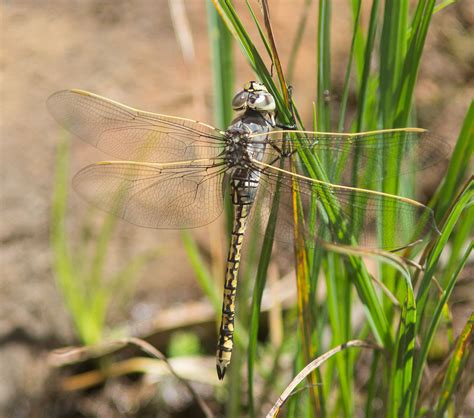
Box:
216;362;228;380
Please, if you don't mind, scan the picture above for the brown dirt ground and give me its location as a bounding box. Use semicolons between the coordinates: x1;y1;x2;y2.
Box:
1;1;473;417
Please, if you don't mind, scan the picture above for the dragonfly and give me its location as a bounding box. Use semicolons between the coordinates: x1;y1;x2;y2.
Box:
48;81;448;380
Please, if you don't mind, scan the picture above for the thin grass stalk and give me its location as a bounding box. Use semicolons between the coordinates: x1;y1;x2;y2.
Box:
207;0;234;129
355;0;379;132
434;310;474;417
350;0;366;82
365;350;381;417
440;205;474;287
245;1;274;63
394;0;436;127
316;0;331;132
417;243;471;415
379;0;408;127
51;133;82;335
337;0;361;132
387;285;416;418
323;255;353;416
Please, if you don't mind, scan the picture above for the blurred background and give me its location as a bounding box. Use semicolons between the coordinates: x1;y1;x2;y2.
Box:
1;1;473;417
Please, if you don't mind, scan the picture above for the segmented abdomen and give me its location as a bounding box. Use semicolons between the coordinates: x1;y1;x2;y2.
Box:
216;174;256;380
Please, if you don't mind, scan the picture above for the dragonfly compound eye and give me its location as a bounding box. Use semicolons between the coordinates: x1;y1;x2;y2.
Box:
232;91;250;111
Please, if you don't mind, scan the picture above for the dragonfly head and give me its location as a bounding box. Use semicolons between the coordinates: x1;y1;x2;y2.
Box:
232;81;276;114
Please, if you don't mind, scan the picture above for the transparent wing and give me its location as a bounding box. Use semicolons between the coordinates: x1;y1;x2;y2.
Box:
48;90;226;162
73;159;227;229
250;128;450;187
251;158;438;251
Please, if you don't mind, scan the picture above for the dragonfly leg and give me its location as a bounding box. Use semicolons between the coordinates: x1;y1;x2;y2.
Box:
274;84;297;130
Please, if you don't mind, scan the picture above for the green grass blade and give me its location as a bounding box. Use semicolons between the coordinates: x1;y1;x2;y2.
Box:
350;0;366;83
323;254;353;417
337;0;361;132
434;310;474;418
207;0;234;129
355;0;380;131
51;133;82;331
387;289;416;418
364;350;381;418
245;1;274;69
394;0;436;127
316;0;331;131
379;0;408;126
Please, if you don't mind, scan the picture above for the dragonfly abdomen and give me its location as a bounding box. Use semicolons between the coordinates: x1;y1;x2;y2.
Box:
216;185;254;379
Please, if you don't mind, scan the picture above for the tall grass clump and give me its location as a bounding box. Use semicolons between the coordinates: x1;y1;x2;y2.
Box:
194;1;474;417
51;133;158;345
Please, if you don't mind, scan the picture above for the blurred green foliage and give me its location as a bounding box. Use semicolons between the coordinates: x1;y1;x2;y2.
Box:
51;133;158;345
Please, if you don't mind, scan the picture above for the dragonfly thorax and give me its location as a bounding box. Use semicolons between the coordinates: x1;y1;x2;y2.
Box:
224;129;252;168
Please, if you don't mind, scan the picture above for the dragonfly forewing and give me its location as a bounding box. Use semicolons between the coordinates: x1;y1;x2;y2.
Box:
47;89;226;163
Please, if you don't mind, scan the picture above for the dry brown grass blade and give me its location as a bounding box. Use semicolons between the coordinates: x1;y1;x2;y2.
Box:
50;338;215;418
265;340;382;418
124;338;215;418
259;0;290;106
